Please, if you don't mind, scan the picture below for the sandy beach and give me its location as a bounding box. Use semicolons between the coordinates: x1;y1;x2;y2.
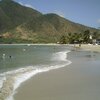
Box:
81;44;100;52
14;45;100;100
73;44;100;52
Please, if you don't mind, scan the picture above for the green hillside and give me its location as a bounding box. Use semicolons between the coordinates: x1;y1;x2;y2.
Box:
0;0;99;43
0;0;42;33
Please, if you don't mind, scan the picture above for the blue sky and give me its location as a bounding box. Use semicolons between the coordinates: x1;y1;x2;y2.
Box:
15;0;100;28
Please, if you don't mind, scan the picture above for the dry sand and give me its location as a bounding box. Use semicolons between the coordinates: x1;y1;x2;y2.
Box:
74;44;100;52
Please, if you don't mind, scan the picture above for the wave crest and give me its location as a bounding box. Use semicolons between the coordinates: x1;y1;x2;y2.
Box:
0;51;72;100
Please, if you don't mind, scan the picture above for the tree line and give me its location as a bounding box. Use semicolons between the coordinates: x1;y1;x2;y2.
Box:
60;30;100;44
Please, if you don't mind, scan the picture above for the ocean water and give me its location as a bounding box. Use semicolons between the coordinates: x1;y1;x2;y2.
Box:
0;44;72;100
13;46;100;100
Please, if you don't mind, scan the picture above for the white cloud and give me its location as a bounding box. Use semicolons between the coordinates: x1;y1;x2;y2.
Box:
53;10;65;17
97;19;100;23
24;4;33;8
18;2;35;9
18;1;23;5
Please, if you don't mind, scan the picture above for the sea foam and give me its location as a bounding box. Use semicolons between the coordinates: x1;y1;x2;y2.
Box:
0;51;72;100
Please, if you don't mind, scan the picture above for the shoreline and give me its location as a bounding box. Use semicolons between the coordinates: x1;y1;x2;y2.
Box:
0;43;61;46
71;44;100;52
0;44;100;100
0;47;71;100
81;44;100;52
14;48;100;100
0;43;100;53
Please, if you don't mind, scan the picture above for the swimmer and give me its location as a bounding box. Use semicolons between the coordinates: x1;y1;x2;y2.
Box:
23;48;26;51
2;54;5;59
9;56;12;58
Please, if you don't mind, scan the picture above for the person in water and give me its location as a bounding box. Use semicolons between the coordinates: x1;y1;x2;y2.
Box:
9;56;12;58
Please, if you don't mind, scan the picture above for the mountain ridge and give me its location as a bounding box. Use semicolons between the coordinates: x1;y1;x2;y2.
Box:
0;0;99;43
0;0;42;33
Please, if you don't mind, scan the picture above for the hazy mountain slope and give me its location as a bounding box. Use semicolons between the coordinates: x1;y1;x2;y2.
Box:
0;0;98;43
0;0;42;33
0;7;13;32
14;13;97;43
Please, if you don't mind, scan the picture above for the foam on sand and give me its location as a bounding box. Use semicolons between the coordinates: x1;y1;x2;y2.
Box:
0;51;72;100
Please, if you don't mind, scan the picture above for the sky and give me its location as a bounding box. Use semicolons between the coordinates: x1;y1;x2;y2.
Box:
15;0;100;29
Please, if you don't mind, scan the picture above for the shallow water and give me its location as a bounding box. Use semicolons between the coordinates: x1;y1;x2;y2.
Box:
0;44;71;100
14;48;100;100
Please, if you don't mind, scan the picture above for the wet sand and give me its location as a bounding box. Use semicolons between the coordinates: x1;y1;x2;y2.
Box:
14;49;100;100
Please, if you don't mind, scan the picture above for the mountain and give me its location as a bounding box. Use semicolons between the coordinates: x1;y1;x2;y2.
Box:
0;0;42;33
0;0;99;43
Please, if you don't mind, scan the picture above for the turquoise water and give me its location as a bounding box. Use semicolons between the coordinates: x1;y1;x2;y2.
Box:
0;45;70;72
1;45;100;100
13;46;100;100
0;44;72;100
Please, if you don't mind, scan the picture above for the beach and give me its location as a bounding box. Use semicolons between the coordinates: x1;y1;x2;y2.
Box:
73;44;100;52
0;44;100;100
14;44;100;100
81;44;100;52
0;44;71;100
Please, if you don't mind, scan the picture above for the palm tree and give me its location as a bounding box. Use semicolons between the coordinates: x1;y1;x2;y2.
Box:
60;35;67;44
92;32;99;39
83;30;90;43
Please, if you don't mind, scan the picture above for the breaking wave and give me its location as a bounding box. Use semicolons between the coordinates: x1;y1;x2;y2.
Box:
0;51;72;100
